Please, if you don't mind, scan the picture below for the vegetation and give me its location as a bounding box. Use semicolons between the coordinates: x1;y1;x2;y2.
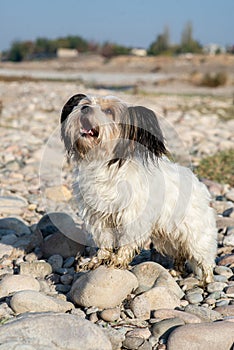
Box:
196;149;234;186
1;21;230;62
200;72;227;87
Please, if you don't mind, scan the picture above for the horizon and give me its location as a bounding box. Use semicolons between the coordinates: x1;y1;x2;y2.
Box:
1;0;234;51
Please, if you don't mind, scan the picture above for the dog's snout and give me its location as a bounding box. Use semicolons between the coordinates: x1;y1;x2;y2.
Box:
81;105;91;114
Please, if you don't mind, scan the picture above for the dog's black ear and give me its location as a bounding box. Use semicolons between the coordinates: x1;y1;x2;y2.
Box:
110;106;167;166
127;106;167;159
61;94;86;124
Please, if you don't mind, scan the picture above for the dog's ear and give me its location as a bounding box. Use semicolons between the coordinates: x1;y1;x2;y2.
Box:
111;106;167;165
61;94;86;124
127;106;167;158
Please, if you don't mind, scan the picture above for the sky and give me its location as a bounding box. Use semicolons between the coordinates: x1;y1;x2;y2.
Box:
0;0;233;51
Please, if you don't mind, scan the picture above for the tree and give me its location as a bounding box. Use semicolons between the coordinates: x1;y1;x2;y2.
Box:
147;26;170;55
178;21;202;54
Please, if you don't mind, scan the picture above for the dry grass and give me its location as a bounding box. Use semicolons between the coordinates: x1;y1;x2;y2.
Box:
196;149;234;186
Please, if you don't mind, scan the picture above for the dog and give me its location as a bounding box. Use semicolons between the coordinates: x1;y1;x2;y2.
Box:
61;93;217;283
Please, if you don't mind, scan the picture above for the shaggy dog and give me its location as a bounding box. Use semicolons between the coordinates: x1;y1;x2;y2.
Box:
61;93;217;283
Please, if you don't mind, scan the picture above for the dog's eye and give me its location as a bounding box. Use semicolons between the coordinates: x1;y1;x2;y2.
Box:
103;108;114;116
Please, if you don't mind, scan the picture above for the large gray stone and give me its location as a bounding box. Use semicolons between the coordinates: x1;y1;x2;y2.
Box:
38;212;85;258
136;286;180;311
131;262;184;299
167;321;234;350
0;274;40;298
10;290;74;314
70;266;138;308
0;313;112;350
0;217;31;236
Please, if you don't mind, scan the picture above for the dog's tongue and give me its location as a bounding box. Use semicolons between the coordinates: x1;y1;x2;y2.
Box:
88;129;94;136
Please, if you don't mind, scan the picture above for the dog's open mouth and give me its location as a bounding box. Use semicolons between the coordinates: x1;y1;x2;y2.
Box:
80;127;99;138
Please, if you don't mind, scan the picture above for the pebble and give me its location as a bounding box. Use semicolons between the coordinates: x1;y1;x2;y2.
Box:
60;274;73;285
185;304;222;322
151;317;185;340
126;328;151;340
0;243;14;260
0;217;31;236
214;305;234;316
100;307;121;322
153;309;202;324
122;336;144;349
0;196;28;215
131;262;184;299
139;286;181;311
207;282;227;293
63;256;75;268
223;233;234;246
19;261;52;278
167;321;234;350
47;254;64;272
101;327;125;350
10;290;74;314
218;254;234;266
70;266;138;308
0;313;112;350
0;274;40;298
130;294;151;320
185;292;203;304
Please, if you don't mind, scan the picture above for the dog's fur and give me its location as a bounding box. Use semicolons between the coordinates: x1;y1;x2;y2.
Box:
61;94;217;283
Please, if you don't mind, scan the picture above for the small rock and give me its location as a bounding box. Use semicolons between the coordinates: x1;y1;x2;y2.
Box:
218;254;234;266
45;185;72;202
126;328;151;340
10;290;74;314
185;292;203;304
213;274;228;283
226;189;234;202
0;243;14;259
207;282;227;293
60;274;73;285
48;254;64;272
0;217;31;236
178;277;200;290
151;318;184;340
100;307;121;322
63;256;75;268
223;233;234;246
70;266;138;308
167;321;234;350
0;313;112;350
0;274;40;298
225;285;234;297
131;262;184;299
70;308;86;318
138;341;153;350
0;196;28;215
215;300;230;307
55;284;71;293
89;312;99;323
122;336;144;349
140;286;181;311
130;294;151;320
185;304;222;322
0;302;14;319
19;261;52;278
101;327;125;350
153;309;202;324
214;305;234;316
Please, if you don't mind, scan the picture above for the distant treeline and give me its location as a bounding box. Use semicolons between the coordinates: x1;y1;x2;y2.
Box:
2;22;233;62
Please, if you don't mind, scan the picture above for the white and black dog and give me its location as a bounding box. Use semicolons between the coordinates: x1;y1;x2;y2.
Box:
61;93;217;283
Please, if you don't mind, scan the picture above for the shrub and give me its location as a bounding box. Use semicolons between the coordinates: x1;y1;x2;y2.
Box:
200;72;227;87
195;149;234;186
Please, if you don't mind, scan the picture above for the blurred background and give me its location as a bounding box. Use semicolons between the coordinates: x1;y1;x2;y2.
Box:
0;0;234;222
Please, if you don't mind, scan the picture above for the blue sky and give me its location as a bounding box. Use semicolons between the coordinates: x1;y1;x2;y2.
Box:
0;0;233;51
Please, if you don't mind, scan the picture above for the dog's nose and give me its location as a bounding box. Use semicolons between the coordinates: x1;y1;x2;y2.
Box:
81;105;91;114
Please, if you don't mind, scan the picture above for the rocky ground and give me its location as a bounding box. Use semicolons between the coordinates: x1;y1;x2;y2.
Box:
0;77;234;349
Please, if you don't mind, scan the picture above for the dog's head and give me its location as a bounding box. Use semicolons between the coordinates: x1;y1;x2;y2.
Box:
61;94;167;165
